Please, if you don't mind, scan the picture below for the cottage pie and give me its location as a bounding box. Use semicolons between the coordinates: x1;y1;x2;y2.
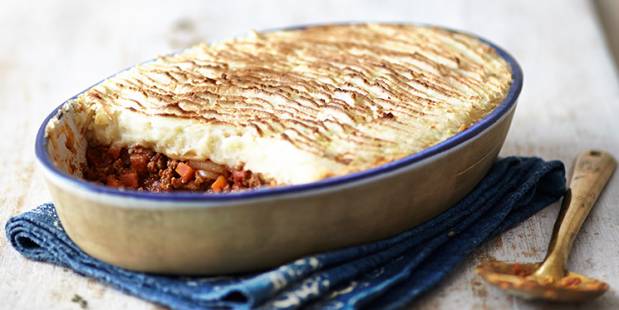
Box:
47;24;512;192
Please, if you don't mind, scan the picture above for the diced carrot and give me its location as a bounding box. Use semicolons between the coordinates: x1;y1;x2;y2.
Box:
175;162;195;183
107;144;122;159
211;175;227;192
130;153;148;174
106;176;121;188
119;172;139;188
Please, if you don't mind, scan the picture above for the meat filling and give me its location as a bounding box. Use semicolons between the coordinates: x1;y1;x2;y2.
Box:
84;144;265;192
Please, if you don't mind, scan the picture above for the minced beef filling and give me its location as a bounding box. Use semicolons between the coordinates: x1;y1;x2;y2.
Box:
84;144;265;192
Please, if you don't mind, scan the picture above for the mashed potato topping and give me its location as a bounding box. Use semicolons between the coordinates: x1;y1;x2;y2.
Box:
61;24;512;185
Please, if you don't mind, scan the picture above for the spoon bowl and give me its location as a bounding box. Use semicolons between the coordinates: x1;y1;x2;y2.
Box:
477;261;608;302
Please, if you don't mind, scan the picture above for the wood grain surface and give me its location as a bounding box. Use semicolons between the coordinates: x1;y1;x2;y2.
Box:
1;0;618;309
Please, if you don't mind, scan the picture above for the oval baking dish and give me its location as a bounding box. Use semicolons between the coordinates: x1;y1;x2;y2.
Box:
35;23;523;275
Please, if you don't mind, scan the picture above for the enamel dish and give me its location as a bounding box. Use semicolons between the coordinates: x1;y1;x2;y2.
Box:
35;23;523;274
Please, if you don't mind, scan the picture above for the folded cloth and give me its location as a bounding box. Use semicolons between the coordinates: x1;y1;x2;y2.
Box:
6;157;566;310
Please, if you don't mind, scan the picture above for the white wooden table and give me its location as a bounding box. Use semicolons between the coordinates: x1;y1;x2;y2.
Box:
1;0;618;308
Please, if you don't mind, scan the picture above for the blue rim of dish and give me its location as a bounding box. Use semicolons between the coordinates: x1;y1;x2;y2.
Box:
35;22;523;202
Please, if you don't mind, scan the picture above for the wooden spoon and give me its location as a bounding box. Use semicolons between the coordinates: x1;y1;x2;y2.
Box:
476;150;616;302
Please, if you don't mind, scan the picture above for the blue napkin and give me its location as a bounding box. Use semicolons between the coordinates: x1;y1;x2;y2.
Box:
6;157;566;309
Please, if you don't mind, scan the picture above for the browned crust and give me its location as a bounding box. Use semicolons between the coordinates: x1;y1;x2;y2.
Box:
81;23;512;167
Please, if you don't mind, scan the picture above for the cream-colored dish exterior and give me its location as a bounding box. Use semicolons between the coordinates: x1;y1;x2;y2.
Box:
37;23;521;275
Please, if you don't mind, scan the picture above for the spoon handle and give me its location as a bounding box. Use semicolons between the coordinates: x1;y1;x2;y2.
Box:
534;150;616;280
